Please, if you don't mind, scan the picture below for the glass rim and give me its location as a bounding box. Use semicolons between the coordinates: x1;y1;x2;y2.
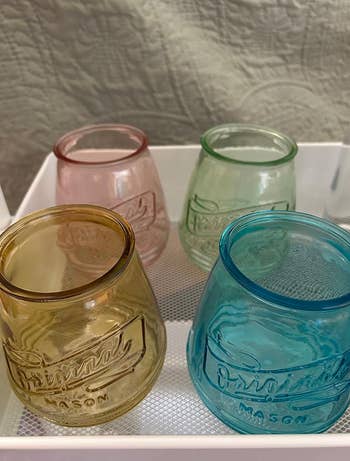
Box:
219;210;350;310
200;123;298;166
53;124;148;166
0;205;135;302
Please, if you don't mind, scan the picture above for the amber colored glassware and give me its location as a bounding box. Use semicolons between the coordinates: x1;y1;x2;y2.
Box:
0;205;166;427
54;124;170;266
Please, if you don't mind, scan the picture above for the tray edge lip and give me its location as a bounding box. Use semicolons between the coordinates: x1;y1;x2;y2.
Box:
2;433;350;450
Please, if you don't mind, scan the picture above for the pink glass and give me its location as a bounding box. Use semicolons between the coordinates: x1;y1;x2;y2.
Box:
54;124;170;265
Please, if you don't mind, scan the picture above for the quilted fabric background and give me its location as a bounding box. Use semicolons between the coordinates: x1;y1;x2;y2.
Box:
1;0;349;210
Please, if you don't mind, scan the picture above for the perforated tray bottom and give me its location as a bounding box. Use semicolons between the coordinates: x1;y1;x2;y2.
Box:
2;227;350;436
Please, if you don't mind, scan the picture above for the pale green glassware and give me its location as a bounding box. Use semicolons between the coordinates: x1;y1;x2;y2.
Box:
179;124;298;271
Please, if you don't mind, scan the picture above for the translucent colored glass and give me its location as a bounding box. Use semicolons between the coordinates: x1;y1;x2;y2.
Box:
179;124;297;271
54;124;170;266
325;137;350;230
187;211;350;434
0;205;166;427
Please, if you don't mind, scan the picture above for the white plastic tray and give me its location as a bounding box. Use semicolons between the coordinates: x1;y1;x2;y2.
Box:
2;143;350;461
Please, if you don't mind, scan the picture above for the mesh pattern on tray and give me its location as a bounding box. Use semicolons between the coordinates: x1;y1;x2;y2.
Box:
257;240;350;301
2;226;350;436
147;226;208;321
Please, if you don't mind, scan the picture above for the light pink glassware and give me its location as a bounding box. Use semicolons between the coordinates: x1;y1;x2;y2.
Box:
54;124;170;265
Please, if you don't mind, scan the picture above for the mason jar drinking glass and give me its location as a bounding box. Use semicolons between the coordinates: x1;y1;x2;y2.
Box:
187;211;350;434
54;124;170;266
179;124;297;271
0;205;166;426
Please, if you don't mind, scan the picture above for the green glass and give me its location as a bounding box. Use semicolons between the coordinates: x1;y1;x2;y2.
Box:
179;124;298;271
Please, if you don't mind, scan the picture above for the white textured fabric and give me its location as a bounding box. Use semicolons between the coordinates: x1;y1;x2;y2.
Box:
0;0;349;209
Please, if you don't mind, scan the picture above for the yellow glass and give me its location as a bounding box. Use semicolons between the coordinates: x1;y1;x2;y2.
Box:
0;205;166;427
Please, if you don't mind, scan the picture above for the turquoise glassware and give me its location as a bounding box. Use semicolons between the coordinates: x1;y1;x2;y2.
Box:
187;211;350;434
179;124;297;271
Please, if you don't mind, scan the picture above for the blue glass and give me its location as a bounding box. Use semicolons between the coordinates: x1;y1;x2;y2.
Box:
187;211;350;434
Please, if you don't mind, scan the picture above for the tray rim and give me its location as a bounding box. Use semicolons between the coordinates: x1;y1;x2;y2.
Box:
15;141;343;222
2;433;350;449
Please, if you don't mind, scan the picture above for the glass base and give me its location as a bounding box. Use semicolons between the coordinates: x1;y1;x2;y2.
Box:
187;361;347;434
178;230;214;272
10;355;165;427
186;336;349;435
